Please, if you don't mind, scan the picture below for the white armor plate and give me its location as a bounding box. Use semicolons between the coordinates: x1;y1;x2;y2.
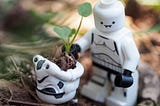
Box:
91;33;123;74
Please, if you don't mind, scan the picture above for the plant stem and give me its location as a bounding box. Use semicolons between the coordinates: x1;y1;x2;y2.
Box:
66;37;70;53
63;40;68;53
70;16;83;45
65;43;70;53
64;16;83;53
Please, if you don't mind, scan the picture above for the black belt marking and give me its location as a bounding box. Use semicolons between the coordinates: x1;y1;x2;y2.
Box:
93;62;121;75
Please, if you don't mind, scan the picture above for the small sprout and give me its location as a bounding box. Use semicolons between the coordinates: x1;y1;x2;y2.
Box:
54;2;92;53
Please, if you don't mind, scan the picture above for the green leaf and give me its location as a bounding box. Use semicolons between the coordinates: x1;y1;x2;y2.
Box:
78;2;92;17
54;26;72;39
70;29;76;37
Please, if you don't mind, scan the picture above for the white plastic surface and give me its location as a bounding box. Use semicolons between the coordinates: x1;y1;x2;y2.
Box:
33;55;84;104
100;0;117;6
77;0;140;106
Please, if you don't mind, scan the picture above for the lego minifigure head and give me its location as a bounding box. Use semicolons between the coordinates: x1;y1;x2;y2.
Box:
93;0;125;33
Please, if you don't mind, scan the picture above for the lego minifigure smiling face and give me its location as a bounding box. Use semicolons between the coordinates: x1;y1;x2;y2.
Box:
100;20;115;28
93;0;125;33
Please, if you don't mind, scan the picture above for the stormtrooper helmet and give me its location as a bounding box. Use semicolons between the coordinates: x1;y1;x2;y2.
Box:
33;55;84;104
93;0;125;33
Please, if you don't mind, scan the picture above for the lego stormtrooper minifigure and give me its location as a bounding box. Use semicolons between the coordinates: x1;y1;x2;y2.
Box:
71;0;140;106
33;55;84;104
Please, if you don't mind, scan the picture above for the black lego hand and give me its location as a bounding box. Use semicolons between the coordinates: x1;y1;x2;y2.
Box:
62;44;81;60
114;69;133;88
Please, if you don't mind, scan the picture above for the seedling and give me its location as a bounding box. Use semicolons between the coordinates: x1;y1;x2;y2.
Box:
54;2;92;53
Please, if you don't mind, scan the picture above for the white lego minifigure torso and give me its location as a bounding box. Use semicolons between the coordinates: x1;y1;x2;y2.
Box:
91;28;131;73
76;0;140;106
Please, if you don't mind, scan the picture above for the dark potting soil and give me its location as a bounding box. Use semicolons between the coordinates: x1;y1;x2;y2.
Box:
51;53;77;71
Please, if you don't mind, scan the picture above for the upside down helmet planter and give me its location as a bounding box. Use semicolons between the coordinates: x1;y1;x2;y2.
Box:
32;2;91;104
33;55;84;104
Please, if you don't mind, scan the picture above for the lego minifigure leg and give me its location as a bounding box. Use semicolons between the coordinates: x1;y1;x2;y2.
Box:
106;70;139;106
80;66;110;103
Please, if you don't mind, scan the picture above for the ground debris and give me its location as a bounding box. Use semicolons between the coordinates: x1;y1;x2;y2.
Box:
0;78;56;106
